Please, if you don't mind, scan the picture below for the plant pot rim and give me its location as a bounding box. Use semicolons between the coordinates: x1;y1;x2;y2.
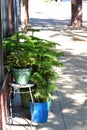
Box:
12;67;32;70
30;101;50;104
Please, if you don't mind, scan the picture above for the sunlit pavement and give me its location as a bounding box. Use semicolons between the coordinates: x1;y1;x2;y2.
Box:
6;0;87;130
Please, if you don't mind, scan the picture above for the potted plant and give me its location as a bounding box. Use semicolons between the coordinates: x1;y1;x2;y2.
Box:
28;36;64;123
3;32;35;84
3;32;36;107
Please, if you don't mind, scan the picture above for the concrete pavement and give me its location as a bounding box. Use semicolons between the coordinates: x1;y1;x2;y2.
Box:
6;0;87;130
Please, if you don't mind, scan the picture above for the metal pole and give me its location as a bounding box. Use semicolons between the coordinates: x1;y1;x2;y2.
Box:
0;0;4;84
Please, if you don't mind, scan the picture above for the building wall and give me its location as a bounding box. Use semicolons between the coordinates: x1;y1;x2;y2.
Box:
2;0;9;37
1;0;19;38
0;73;11;130
0;0;20;130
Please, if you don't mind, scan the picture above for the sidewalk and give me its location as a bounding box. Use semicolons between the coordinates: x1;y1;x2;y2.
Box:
6;1;87;130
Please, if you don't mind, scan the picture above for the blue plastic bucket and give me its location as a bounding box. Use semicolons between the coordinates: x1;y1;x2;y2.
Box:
29;101;50;123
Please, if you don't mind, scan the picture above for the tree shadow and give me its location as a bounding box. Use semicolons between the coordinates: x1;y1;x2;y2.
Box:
56;50;87;130
29;18;71;30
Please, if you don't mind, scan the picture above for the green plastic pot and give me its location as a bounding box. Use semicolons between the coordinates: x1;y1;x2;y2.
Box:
12;68;32;84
